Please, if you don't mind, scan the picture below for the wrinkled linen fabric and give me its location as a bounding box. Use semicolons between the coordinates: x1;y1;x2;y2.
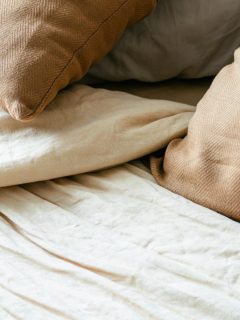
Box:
0;162;240;320
151;48;240;221
85;0;240;83
0;84;194;187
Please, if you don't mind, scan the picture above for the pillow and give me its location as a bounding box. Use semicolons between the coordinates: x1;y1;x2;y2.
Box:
85;0;240;83
151;48;240;221
0;0;156;121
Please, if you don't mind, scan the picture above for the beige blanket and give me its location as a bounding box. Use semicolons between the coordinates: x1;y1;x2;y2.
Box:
0;83;194;187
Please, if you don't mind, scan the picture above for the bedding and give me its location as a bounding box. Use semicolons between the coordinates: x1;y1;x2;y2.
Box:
85;0;240;83
0;2;239;319
94;78;212;106
0;0;155;121
0;83;194;187
1;75;239;319
1;161;240;319
151;48;240;221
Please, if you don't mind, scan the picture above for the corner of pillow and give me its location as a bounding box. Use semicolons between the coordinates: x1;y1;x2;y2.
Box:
5;100;37;122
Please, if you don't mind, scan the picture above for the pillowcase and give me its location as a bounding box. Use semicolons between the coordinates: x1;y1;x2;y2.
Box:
151;48;240;222
0;0;156;121
85;0;240;83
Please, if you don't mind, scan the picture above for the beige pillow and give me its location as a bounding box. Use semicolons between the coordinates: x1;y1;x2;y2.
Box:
0;0;155;121
151;48;240;221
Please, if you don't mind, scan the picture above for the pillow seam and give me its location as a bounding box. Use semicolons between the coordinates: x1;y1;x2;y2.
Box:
31;0;133;119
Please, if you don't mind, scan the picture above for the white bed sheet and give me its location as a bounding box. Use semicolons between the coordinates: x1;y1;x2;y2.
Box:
0;161;239;320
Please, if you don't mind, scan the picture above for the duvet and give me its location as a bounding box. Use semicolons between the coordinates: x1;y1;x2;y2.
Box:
0;83;194;187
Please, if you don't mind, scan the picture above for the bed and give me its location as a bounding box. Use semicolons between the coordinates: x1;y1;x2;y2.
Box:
1;79;240;320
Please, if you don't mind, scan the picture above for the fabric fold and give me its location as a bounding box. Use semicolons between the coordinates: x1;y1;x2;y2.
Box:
0;84;194;187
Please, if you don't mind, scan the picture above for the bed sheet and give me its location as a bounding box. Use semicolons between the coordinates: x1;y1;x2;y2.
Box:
0;161;239;320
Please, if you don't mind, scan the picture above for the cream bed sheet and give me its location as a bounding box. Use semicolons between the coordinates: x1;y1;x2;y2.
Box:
0;162;240;319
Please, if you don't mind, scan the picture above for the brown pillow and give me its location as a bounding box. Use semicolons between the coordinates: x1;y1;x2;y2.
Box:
151;48;240;221
0;0;156;121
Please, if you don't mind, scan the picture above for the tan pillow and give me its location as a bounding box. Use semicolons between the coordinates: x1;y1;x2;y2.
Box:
151;48;240;221
0;0;155;121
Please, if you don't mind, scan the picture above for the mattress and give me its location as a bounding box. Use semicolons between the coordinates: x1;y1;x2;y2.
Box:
1;79;239;319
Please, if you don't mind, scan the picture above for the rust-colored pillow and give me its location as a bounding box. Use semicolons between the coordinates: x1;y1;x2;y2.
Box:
151;48;240;221
0;0;155;121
